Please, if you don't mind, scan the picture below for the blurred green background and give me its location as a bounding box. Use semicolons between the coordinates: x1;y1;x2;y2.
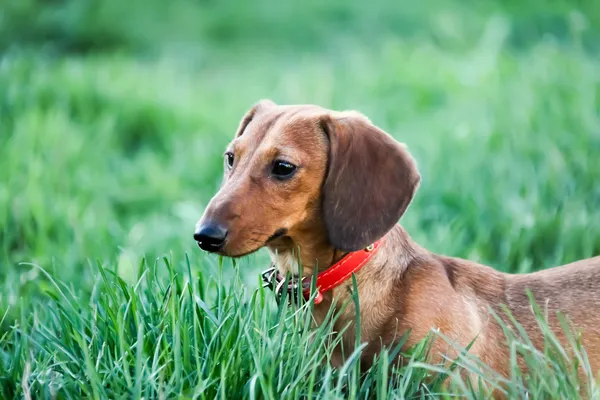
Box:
1;0;600;313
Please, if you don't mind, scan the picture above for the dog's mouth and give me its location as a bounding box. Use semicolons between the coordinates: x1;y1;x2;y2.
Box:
197;228;289;258
266;228;288;243
196;239;264;258
196;240;225;253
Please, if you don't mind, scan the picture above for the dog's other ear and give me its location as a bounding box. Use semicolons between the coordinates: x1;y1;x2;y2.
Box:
320;111;421;252
235;99;277;137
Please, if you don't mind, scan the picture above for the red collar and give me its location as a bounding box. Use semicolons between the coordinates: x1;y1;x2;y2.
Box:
261;239;384;305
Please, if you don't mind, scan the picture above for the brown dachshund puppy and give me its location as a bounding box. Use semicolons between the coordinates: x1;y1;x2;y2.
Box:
194;99;600;383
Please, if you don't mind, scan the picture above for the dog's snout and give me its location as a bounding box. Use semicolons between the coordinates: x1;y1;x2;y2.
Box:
194;223;227;252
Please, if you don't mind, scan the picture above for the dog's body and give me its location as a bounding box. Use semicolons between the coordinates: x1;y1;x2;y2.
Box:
194;100;600;383
313;224;600;376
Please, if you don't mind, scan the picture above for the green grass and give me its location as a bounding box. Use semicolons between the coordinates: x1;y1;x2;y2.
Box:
1;0;600;398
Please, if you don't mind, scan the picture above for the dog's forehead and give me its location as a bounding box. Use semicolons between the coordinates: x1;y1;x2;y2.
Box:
234;105;327;150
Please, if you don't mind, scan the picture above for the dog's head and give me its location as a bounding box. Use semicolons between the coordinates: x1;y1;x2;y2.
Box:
194;100;420;257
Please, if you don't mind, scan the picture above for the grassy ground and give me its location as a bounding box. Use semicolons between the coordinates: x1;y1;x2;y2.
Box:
1;0;600;398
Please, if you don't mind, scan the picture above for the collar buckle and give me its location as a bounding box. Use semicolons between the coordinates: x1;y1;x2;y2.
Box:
261;266;277;291
261;265;306;305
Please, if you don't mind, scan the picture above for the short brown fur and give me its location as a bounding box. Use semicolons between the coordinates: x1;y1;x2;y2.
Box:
195;101;600;391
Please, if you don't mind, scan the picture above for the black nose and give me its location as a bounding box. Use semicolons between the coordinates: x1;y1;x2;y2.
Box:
194;223;227;252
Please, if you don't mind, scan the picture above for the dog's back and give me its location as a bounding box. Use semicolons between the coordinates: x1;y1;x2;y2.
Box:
504;256;600;369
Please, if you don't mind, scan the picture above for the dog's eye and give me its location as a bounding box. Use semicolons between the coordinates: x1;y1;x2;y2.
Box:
271;160;297;180
225;152;234;169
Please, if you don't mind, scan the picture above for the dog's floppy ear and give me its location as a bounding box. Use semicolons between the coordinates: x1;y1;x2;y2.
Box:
320;111;421;252
235;99;277;137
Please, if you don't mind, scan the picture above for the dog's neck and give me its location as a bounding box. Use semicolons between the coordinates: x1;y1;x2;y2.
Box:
267;235;346;277
266;224;421;279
